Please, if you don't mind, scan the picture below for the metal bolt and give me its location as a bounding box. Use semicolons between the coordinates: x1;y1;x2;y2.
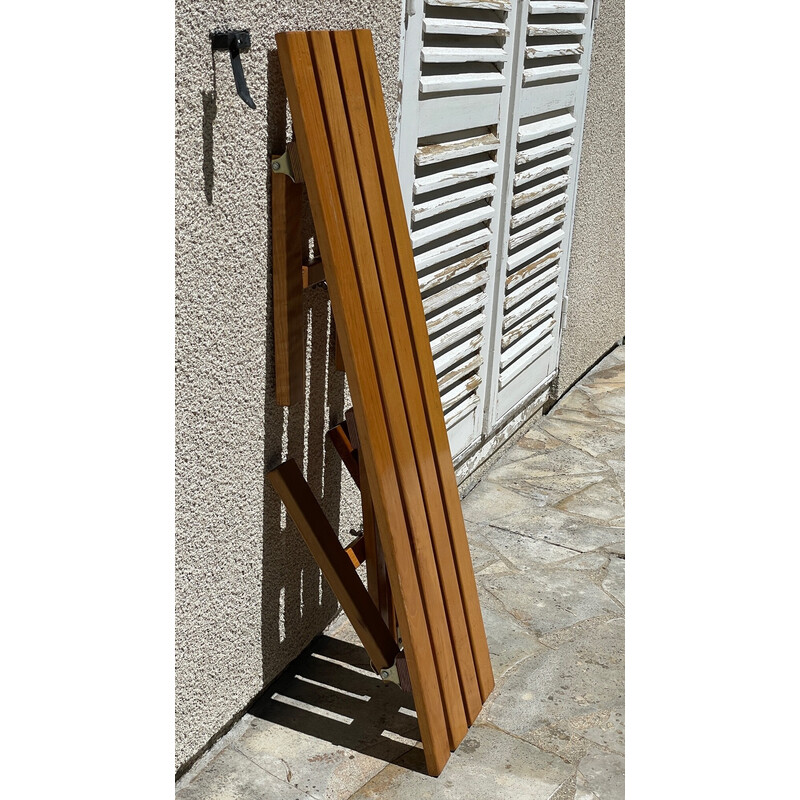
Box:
380;670;389;680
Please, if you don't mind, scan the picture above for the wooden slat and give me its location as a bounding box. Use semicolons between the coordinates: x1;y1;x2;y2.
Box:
327;423;360;488
276;31;453;776
267;460;398;670
276;30;495;775
499;334;554;388
302;259;326;288
271;172;304;406
345;533;366;568
353;29;494;703
422;270;488;316
335;32;483;732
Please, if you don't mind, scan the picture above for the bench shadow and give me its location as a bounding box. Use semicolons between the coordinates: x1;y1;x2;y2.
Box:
249;634;428;775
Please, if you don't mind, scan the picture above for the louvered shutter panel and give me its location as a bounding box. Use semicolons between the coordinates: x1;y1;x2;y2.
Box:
397;0;516;459
485;0;596;425
396;0;597;458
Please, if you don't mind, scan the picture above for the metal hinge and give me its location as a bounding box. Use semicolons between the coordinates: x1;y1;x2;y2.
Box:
592;0;601;25
560;295;569;331
406;0;419;17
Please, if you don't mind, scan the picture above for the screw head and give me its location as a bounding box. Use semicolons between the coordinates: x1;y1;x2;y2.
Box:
380;670;389;679
272;161;279;171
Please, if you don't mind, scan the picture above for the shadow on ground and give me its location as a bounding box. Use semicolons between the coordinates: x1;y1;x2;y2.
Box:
249;635;427;774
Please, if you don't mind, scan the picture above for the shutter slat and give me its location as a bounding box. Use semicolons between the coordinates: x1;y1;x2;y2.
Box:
444;392;481;427
430;312;486;357
416;132;500;166
504;262;560;310
524;63;582;82
528;23;586;36
413;183;496;222
499;334;554;388
507;229;564;270
433;330;483;375
510;194;567;230
502;304;557;348
421;72;506;93
440;373;482;412
501;317;556;368
437;352;483;393
423;271;489;315
517;112;576;143
415;158;498;194
427;292;486;336
504;282;559;325
415;228;493;271
515;135;574;166
412;205;494;248
422;46;509;64
512;174;569;208
528;1;588;13
514;154;573;188
427;0;512;9
505;247;560;289
418;248;491;293
526;43;584;59
507;210;566;250
424;18;510;37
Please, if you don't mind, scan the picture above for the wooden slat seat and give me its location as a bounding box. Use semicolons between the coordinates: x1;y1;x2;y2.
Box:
275;28;494;776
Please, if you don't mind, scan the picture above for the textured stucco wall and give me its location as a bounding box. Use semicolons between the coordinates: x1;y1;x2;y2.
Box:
556;0;625;392
175;2;403;772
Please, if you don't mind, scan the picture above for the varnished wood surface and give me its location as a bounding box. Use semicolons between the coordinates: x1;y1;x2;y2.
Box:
275;29;494;775
271;172;305;407
268;459;398;670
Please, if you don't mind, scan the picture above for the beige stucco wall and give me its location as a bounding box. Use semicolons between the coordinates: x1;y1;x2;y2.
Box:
556;0;625;392
175;2;403;773
176;0;624;775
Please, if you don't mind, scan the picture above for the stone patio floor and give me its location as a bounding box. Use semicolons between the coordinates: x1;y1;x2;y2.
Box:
176;345;625;800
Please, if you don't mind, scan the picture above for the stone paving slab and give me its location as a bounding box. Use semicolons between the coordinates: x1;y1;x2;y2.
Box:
175;345;624;800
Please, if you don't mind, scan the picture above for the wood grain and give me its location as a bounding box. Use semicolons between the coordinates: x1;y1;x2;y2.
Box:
271;172;305;406
268;459;398;669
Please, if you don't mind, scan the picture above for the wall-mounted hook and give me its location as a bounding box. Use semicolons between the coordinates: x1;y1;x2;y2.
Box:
211;29;255;109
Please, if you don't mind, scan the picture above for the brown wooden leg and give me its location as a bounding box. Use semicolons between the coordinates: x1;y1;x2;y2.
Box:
271;171;304;406
268;459;398;670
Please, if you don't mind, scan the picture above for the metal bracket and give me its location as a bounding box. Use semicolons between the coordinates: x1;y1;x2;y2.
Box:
211;29;256;109
271;142;304;183
380;661;400;686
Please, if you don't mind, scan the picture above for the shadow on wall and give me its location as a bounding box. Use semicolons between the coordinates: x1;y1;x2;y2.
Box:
260;46;349;689
250;635;427;774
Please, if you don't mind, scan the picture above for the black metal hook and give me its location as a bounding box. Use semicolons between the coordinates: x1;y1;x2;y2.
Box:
211;29;255;109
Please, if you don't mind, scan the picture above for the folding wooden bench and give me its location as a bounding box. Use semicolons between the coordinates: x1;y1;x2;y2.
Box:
267;29;494;776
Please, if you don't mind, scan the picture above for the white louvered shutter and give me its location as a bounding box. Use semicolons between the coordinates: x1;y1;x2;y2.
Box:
396;0;598;459
397;0;516;459
485;0;596;426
